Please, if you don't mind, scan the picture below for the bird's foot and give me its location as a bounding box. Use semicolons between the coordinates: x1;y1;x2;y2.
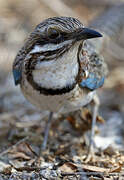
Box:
38;112;53;157
85;94;100;162
85;144;95;163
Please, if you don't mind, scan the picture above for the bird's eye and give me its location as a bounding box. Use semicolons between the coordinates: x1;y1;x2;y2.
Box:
47;28;60;39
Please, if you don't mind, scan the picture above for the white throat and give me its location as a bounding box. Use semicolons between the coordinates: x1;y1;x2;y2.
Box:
31;43;80;89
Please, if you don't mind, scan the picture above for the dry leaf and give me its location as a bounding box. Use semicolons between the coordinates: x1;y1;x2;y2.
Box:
110;165;122;173
0;161;12;174
82;164;109;173
66;108;104;133
59;162;77;173
8;142;36;160
103;146;117;156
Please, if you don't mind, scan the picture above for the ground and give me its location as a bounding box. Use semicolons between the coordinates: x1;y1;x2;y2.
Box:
0;0;124;179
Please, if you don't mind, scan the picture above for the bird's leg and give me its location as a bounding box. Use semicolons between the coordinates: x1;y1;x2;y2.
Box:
86;94;100;161
41;112;53;151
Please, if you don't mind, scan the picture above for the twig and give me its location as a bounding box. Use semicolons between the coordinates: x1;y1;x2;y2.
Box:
0;136;29;157
61;171;124;177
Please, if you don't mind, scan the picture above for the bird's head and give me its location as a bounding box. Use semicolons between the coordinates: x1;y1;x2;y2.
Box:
28;16;102;57
13;17;102;89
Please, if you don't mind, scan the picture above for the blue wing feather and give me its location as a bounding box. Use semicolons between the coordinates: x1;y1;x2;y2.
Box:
13;69;22;85
80;72;105;90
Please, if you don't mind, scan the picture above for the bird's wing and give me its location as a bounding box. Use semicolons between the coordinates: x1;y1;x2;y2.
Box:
79;50;108;90
13;68;22;86
80;72;105;90
13;47;26;85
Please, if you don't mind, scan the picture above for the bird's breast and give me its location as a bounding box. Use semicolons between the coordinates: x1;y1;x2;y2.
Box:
26;43;80;91
21;77;95;113
32;59;78;90
21;42;95;113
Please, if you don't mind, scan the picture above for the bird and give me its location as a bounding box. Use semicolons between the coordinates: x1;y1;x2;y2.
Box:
12;17;107;155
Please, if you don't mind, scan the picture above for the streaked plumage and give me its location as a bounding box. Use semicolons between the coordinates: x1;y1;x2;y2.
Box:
13;17;107;151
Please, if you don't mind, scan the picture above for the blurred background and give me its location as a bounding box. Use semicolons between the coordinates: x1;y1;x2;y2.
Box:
0;0;124;155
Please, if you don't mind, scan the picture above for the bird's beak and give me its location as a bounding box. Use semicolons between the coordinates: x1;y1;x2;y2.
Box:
75;27;102;41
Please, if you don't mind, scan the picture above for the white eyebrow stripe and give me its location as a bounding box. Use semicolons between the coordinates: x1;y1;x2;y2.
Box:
30;40;72;54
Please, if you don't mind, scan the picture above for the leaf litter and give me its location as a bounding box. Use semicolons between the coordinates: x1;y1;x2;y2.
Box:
0;0;124;179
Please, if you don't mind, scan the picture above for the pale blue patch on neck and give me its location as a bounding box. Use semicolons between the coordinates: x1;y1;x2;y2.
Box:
13;69;21;85
80;72;105;90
